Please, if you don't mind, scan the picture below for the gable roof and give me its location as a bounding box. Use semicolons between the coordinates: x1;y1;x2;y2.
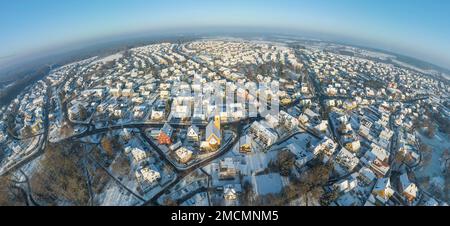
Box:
373;177;395;200
304;108;319;118
400;173;418;196
160;123;173;137
374;177;391;192
206;119;221;141
187;125;200;136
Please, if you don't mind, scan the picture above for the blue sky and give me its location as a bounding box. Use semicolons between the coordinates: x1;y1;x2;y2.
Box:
0;0;449;68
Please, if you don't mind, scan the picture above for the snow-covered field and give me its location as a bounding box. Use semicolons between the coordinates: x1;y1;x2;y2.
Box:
253;173;283;195
95;180;142;206
90;53;123;65
415;131;449;200
392;59;440;76
180;192;209;206
415;132;449;177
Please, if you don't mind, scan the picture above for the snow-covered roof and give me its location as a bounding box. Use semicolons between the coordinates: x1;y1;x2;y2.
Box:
400;173;418;198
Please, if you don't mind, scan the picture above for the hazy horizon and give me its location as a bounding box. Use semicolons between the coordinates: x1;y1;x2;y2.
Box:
1;0;449;70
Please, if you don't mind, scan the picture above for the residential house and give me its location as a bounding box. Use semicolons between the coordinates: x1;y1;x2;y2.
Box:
203;116;222;150
125;147;147;163
158;123;174;145
372;177;395;203
136;167;160;184
345;140;361;153
219;158;238;180
399;173;418;203
187;125;200;141
336;148;360;171
175;147;193;164
239;135;253;154
358;167;376;185
224;185;238;200
249;121;278;148
313;137;338;157
287;143;314;168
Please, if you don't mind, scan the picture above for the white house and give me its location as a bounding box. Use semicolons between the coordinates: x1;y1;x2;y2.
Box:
399;173;418;203
372;177;395;203
187;125;200;141
136;167;160;184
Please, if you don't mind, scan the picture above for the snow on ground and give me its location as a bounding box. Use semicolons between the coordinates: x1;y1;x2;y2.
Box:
49;125;88;143
242;151;278;176
415;131;449;178
430;176;445;191
0;136;42;173
253;173;283;195
12;155;43;181
58;56;98;69
20;155;42;176
288;192;321;206
336;192;360;206
90;53;123;65
270;133;320;151
391;59;440;76
95;180;142;206
415;131;449;199
280;176;290;188
180;192;209;206
80;134;101;144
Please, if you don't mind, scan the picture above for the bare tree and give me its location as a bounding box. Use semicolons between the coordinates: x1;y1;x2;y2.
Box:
298;164;332;206
0;174;26;206
22;125;33;138
30;142;89;206
111;154;131;177
101;136;115;157
241;181;255;205
275;150;296;176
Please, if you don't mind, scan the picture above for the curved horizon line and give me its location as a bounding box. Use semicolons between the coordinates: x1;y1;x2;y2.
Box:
1;26;449;74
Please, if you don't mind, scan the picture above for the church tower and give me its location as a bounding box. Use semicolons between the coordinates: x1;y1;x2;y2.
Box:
214;115;221;130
